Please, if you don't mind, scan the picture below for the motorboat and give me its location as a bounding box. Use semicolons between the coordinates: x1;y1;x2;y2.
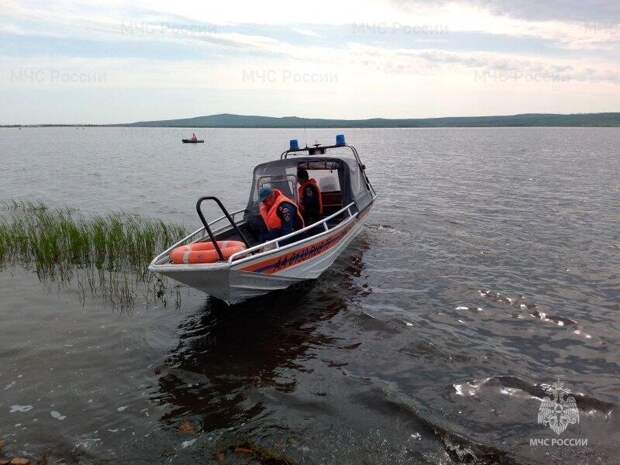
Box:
149;135;376;304
182;139;204;144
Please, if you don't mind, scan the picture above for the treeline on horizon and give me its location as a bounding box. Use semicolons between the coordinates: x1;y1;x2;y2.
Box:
3;112;620;128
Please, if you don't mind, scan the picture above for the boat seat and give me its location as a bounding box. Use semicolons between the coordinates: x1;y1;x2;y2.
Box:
239;214;265;246
321;191;343;216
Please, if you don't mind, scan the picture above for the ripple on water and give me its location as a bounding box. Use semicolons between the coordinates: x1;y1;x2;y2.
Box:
1;127;619;464
10;405;34;413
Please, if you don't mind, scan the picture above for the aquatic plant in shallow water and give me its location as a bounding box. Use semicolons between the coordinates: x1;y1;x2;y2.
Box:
0;200;189;308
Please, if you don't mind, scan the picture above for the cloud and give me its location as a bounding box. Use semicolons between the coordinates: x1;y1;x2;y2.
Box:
470;0;620;24
4;0;620;57
392;0;620;24
346;43;620;84
387;0;620;50
1;0;620;123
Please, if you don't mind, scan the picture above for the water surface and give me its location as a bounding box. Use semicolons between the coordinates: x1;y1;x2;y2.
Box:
1;127;619;464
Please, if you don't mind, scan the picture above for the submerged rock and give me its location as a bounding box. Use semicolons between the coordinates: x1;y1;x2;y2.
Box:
178;419;198;435
10;459;30;465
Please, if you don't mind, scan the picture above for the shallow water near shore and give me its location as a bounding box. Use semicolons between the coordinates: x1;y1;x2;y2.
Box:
1;127;619;464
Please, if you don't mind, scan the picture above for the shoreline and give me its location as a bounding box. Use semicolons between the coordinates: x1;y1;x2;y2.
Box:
3;112;620;128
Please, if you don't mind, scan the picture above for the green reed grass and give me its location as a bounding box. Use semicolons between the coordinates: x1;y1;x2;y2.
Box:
0;200;188;309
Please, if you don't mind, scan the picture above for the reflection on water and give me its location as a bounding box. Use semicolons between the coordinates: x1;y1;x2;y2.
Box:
156;288;335;427
154;240;369;435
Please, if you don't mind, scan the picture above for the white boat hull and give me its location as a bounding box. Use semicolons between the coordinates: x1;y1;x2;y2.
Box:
150;208;370;304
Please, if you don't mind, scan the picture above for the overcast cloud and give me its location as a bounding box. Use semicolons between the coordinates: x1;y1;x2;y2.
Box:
1;0;619;123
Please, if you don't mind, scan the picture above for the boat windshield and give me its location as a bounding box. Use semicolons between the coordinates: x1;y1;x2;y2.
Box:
242;154;372;242
255;174;299;202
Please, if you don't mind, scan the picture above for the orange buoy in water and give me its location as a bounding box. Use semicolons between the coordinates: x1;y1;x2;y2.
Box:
170;240;246;264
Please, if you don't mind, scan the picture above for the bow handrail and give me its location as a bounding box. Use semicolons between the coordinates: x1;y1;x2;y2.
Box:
149;208;246;266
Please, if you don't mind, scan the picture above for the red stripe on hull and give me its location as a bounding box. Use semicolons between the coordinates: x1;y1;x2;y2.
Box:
239;221;356;274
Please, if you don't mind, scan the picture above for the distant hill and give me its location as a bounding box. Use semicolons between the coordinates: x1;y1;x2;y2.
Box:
124;112;620;128
3;112;620;128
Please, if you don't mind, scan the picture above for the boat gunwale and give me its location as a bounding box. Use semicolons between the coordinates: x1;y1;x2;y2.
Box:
228;207;360;270
227;201;357;264
148;201;371;273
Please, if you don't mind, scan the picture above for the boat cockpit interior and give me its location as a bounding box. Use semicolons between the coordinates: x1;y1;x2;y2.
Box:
193;139;375;254
240;157;354;245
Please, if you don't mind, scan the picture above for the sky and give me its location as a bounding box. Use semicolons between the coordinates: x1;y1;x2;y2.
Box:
1;0;619;124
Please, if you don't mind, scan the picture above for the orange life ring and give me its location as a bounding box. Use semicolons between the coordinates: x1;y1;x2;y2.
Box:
170;240;246;264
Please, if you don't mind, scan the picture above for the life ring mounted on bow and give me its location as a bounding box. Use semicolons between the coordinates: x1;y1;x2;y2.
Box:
170;240;246;264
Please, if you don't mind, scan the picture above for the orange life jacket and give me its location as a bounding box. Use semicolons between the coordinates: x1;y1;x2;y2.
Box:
298;178;323;215
260;189;305;232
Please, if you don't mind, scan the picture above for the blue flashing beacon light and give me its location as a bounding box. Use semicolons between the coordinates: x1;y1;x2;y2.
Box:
336;134;346;146
289;139;300;151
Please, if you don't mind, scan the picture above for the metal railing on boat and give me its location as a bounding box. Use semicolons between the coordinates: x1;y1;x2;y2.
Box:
227;201;357;263
195;196;251;261
149;202;359;268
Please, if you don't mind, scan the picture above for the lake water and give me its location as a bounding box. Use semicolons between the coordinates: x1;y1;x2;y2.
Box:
0;127;619;464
